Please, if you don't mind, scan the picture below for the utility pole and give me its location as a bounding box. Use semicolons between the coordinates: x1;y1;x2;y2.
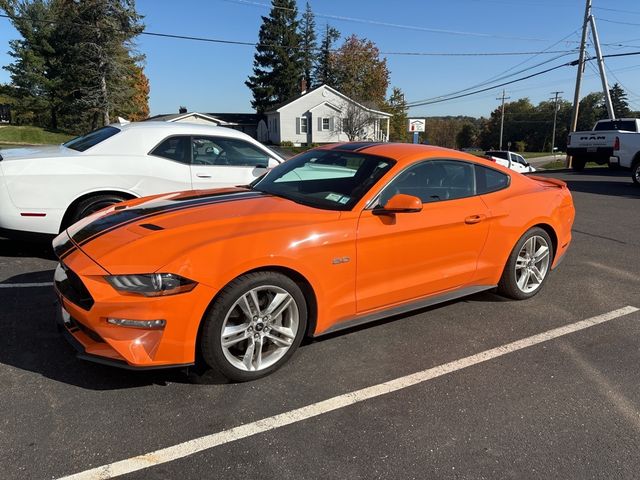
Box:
550;91;563;157
590;15;615;119
570;0;591;135
497;89;510;150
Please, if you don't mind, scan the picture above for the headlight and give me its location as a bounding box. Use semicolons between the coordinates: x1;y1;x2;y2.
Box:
105;273;197;297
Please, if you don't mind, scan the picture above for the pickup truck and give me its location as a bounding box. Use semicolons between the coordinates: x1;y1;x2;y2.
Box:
484;150;536;174
567;118;640;185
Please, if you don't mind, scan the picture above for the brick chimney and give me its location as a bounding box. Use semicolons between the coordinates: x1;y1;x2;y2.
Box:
300;78;307;95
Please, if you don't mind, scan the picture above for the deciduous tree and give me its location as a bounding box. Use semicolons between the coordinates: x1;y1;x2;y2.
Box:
331;35;389;107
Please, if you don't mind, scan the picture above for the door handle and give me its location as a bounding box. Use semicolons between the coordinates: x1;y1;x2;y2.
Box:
465;214;485;224
196;173;212;178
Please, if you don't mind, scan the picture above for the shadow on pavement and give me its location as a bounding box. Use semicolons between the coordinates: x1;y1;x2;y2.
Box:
538;168;639;199
0;236;56;260
0;271;214;390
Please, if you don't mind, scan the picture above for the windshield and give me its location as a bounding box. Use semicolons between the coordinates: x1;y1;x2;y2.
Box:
63;126;120;152
253;149;395;211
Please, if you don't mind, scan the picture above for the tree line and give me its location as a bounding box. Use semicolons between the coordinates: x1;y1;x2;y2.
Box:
445;84;638;152
0;0;148;134
245;0;409;142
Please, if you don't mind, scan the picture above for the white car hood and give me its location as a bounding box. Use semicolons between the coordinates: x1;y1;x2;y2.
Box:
0;144;77;161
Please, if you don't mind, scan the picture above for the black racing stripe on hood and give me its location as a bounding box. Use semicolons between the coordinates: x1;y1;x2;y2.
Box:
71;190;266;246
53;231;76;260
328;142;384;152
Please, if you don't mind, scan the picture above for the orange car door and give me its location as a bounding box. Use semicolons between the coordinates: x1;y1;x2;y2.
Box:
355;160;490;313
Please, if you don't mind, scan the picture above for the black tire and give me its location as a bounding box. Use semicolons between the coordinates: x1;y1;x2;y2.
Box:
69;194;127;226
200;271;307;382
572;157;586;171
497;227;554;300
632;160;640;186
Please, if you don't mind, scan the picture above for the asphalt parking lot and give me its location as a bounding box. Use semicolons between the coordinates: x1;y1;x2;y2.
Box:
1;168;639;480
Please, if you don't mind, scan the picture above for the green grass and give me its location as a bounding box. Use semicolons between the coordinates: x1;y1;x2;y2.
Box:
541;160;600;170
0;125;73;145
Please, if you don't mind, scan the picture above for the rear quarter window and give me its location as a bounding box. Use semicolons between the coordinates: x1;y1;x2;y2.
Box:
63;126;120;152
475;165;510;194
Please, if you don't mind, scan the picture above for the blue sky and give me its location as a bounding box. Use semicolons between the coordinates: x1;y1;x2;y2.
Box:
1;0;639;118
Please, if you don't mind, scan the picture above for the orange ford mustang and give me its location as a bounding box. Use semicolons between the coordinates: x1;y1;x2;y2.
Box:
53;143;575;381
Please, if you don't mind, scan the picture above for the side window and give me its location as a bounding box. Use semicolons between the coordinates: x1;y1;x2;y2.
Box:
150;136;191;164
192;137;271;167
378;160;476;205
476;165;510;194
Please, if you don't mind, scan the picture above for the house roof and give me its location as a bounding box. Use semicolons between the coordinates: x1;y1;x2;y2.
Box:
265;84;392;118
145;112;260;126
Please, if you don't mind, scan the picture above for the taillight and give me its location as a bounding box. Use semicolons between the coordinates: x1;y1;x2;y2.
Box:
614;136;620;150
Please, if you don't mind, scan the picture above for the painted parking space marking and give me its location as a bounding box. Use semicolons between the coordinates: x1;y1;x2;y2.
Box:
0;282;53;288
58;305;639;480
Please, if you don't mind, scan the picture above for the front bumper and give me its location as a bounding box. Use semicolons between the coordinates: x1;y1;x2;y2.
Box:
53;233;215;369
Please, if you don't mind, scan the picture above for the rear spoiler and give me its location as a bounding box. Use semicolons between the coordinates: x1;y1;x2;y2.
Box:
528;175;567;189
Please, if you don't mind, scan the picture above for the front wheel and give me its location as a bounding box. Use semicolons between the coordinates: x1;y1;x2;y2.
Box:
200;271;307;382
498;227;554;300
632;160;640;186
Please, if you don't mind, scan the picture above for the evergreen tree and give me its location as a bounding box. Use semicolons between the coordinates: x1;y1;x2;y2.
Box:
1;0;61;128
245;0;303;114
313;23;339;87
384;87;408;142
609;83;632;118
53;0;145;129
299;2;316;90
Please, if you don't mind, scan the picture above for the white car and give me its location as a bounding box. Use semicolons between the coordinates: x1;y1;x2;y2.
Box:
0;121;284;236
484;150;536;174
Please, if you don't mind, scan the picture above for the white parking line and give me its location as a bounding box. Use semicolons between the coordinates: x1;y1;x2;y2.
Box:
0;282;53;288
58;305;639;480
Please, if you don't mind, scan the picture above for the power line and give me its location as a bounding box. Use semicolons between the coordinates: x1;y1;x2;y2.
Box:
407;51;640;107
221;0;577;43
593;6;640;16
0;13;576;58
407;61;572;107
598;18;640;27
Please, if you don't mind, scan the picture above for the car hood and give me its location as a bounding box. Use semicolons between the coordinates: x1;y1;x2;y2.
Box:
63;187;341;274
0;144;76;161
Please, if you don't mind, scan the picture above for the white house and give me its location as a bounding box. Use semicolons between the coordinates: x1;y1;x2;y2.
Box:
260;85;392;145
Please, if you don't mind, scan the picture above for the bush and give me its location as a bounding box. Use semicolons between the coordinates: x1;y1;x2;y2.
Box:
279;141;294;147
514;141;527;152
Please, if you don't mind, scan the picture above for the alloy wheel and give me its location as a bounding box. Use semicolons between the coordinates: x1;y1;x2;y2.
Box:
220;285;299;372
514;235;550;294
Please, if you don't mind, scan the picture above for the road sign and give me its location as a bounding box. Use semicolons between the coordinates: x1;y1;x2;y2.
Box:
408;118;425;132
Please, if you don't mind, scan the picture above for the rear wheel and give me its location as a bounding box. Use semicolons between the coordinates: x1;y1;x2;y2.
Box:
200;271;307;382
498;227;553;300
632;160;640;186
68;194;127;226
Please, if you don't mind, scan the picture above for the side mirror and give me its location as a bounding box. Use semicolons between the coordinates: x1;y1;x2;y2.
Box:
373;194;422;216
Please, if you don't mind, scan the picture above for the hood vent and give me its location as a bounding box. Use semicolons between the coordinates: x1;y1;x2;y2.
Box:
139;223;164;231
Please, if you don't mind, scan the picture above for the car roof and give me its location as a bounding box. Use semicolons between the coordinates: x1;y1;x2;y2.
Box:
314;142;503;169
115;121;251;139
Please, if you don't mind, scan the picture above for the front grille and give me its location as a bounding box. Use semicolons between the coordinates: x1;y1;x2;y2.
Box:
67;316;104;343
55;263;95;310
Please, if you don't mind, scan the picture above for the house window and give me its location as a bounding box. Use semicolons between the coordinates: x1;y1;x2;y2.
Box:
322;117;330;131
300;117;308;133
